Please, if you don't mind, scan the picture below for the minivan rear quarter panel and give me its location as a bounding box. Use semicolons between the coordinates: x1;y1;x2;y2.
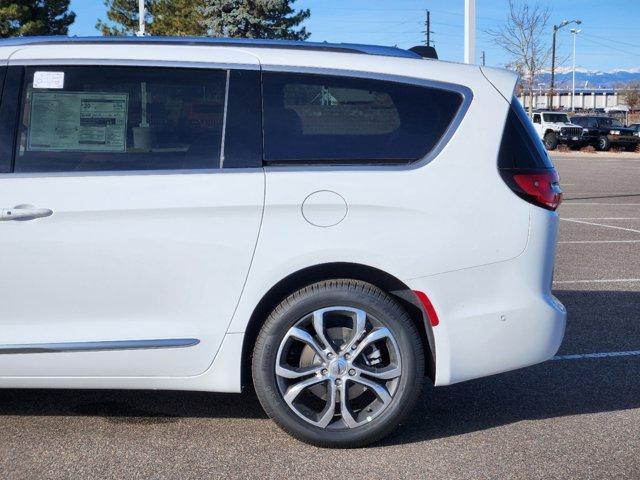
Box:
227;59;529;335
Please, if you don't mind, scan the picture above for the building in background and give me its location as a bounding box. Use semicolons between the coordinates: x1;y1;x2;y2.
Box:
519;86;633;112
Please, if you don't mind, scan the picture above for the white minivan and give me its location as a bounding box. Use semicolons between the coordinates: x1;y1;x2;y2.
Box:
0;36;566;447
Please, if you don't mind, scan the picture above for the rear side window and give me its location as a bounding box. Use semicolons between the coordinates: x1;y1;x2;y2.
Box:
15;66;229;173
498;97;553;170
263;72;462;165
0;66;12;173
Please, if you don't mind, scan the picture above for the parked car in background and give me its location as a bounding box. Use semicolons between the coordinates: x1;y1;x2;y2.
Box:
531;111;584;150
0;36;566;448
628;123;640;137
572;115;639;151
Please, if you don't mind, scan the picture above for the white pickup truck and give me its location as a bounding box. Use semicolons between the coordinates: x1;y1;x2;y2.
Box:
531;111;584;150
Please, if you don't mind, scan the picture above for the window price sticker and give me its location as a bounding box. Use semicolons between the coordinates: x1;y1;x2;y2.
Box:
33;71;65;89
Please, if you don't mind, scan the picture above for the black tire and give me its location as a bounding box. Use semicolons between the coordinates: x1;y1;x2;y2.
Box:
252;279;425;448
597;136;610;151
543;131;558;150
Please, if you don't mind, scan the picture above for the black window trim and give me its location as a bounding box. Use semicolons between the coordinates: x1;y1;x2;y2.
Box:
260;65;473;172
0;61;263;178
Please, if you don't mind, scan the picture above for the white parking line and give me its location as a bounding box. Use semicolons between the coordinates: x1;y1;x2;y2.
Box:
559;240;640;244
554;279;640;284
560;218;640;234
563;217;640;220
562;203;640;206
553;350;640;361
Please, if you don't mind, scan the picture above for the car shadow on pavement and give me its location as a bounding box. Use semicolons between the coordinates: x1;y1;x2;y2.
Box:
0;290;637;444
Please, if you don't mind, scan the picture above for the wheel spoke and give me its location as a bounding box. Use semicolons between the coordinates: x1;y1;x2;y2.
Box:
354;363;401;380
341;308;367;353
351;376;392;405
283;375;326;405
353;327;392;359
276;364;321;380
312;310;337;355
286;326;327;360
316;381;338;428
339;382;360;428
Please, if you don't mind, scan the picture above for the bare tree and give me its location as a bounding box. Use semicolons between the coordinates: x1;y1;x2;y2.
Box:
487;0;551;115
620;81;640;112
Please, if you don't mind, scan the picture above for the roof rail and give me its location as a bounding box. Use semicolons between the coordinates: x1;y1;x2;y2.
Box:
0;36;423;60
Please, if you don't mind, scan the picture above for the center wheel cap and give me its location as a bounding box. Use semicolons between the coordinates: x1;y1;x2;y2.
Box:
329;357;348;376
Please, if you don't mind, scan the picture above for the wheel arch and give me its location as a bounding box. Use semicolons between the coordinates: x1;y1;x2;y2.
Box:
240;262;436;390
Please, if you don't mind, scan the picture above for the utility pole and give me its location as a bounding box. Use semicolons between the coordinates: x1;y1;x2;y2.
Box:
424;10;433;46
481;51;486;66
464;0;476;64
550;18;581;109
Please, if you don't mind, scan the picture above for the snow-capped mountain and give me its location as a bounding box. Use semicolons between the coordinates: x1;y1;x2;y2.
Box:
535;68;640;88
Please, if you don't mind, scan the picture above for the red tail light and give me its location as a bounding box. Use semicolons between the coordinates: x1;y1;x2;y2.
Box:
502;170;563;211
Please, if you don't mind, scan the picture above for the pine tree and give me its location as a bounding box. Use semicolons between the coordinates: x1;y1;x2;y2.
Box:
97;0;206;36
96;0;152;36
152;0;207;36
0;0;75;37
201;0;310;40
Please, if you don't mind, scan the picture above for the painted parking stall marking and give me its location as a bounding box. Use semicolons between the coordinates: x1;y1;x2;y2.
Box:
553;350;640;361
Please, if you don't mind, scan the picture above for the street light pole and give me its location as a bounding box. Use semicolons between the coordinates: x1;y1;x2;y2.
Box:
550;18;581;109
570;28;581;112
136;0;145;36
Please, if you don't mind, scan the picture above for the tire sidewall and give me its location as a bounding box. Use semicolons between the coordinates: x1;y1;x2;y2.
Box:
597;136;610;151
543;132;558;150
252;283;423;447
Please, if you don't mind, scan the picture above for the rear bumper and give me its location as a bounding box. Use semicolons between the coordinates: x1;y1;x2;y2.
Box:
608;135;639;144
406;207;566;386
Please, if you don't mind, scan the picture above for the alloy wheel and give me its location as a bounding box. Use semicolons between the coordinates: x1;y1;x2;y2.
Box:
275;306;402;429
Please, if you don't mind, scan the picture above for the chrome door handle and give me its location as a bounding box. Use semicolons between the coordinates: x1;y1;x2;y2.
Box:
1;205;54;221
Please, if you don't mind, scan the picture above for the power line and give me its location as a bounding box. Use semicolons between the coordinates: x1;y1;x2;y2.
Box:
579;36;640;57
580;32;640;50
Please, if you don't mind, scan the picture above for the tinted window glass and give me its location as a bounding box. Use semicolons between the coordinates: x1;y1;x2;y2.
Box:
223;69;262;168
498;97;553;170
263;72;462;164
15;66;228;173
572;117;585;127
543;113;569;123
597;117;623;128
0;65;10;173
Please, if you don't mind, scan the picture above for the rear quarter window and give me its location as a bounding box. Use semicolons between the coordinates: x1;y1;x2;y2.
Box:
498;97;553;170
263;72;463;165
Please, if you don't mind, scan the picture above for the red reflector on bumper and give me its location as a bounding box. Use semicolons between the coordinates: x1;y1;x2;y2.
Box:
413;290;440;327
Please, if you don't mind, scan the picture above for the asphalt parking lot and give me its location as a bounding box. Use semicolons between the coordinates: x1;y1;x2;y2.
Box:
1;153;638;480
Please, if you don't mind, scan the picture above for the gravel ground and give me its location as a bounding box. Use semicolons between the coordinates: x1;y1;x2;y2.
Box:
1;154;638;479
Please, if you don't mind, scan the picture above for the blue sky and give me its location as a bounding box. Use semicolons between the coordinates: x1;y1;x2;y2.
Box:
70;0;640;71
